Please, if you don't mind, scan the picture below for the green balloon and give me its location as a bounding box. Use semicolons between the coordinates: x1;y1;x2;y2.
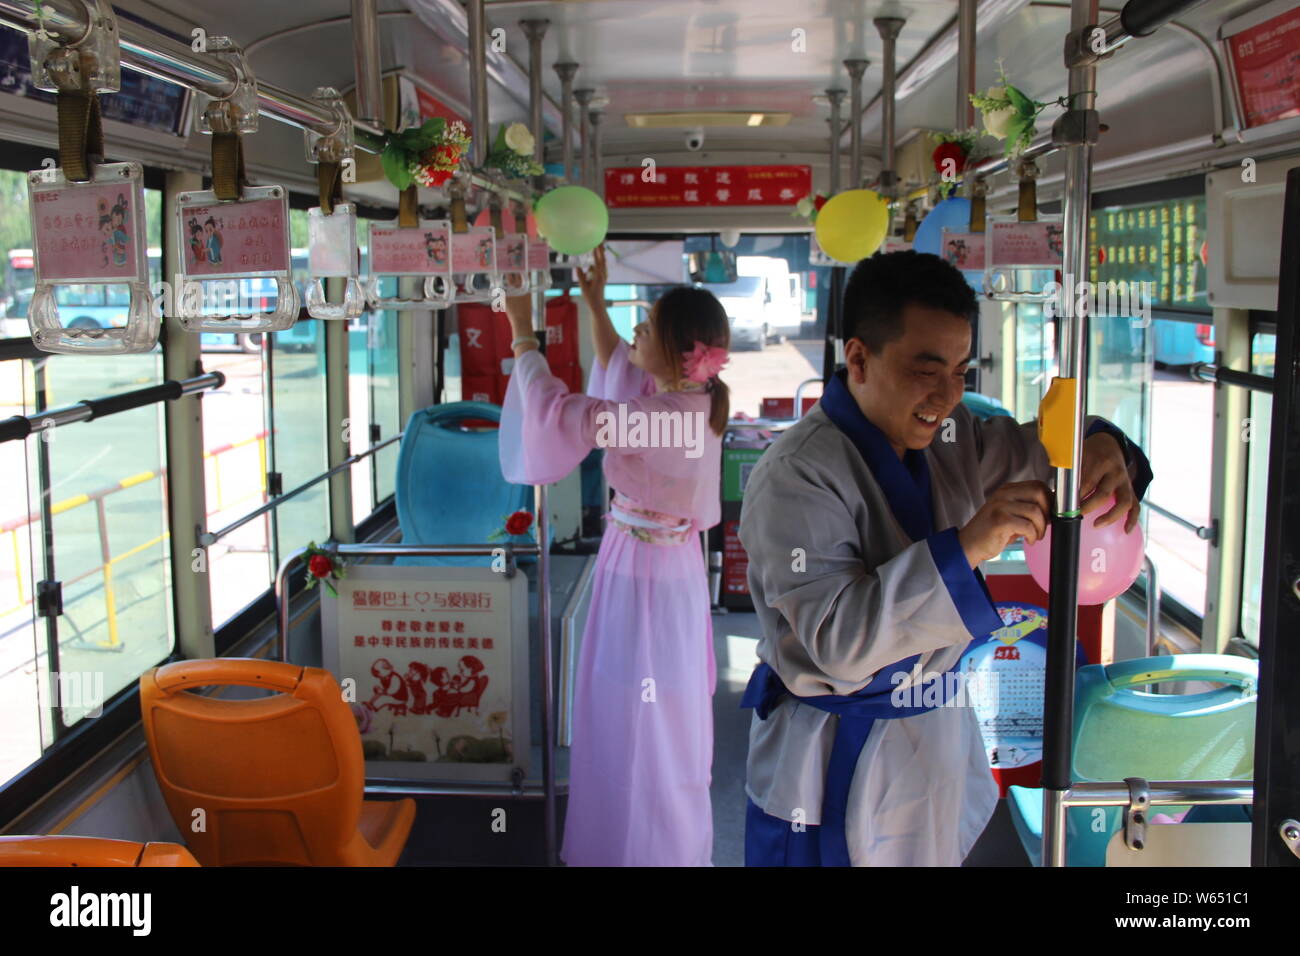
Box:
534;186;609;255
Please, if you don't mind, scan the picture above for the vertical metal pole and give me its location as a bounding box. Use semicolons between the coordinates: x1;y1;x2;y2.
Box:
33;359;64;738
325;312;355;546
351;0;384;129
957;0;977;130
844;59;868;189
825;89;845;195
553;63;578;182
874;18;905;198
574;88;594;188
162;169;215;659
589;110;604;197
1144;554;1160;656
1041;0;1100;868
521;19;549;189
536;482;557;864
466;0;489;168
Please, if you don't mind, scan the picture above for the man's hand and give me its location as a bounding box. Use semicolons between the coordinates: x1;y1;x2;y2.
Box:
959;480;1052;567
1079;431;1139;531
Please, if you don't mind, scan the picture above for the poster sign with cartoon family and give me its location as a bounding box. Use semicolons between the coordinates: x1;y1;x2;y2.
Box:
29;165;148;285
368;220;452;278
177;193;291;279
321;566;531;783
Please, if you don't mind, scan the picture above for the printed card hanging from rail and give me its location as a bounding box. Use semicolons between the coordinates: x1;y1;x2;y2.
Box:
984;216;1064;299
307;204;364;320
450;225;499;304
940;229;987;272
321;565;531;784
26;161;156;353
366;219;453;309
174;185;300;332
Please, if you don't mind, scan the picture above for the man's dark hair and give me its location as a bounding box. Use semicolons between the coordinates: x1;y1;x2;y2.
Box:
841;250;978;353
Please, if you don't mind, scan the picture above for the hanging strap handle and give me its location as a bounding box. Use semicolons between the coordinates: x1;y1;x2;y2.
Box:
317;160;343;216
969;178;987;233
211;131;247;202
1016;159;1039;223
398;184;419;227
57;90;104;183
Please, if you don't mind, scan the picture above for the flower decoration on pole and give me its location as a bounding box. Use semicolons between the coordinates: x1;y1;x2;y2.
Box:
303;541;347;597
969;64;1083;160
379;117;473;191
792;192;829;224
489;509;535;542
484;122;545;179
930;129;983;198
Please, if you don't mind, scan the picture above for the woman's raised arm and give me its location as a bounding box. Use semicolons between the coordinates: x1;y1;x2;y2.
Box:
576;244;620;369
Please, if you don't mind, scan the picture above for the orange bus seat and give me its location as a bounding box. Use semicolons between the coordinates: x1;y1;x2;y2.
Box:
139;658;415;866
0;835;200;866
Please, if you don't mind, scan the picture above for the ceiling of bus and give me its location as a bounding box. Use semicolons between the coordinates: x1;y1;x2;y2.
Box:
47;0;1295;210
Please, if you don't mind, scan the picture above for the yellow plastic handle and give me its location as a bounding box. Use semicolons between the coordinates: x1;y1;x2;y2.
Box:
1037;376;1078;469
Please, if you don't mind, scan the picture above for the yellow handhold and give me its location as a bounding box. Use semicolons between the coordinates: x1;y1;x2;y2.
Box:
1038;377;1078;468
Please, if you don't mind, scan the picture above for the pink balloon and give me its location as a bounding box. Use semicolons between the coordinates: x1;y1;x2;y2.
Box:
1023;497;1145;605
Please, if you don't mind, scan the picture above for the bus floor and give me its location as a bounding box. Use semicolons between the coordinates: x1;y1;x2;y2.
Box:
393;609;1031;867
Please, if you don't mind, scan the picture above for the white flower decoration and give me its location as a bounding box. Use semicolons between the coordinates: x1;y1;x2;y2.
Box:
504;122;535;155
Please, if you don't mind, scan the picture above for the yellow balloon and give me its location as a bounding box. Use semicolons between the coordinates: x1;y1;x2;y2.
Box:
814;189;890;264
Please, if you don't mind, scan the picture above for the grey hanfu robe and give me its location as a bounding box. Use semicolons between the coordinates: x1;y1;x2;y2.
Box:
738;369;1150;866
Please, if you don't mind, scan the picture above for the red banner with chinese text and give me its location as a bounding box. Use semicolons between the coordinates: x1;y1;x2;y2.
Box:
603;165;812;208
1227;6;1300;129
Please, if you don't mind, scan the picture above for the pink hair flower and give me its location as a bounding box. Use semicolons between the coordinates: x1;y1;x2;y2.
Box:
682;341;730;383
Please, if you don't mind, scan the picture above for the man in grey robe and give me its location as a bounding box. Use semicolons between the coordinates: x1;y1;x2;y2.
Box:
739;251;1152;866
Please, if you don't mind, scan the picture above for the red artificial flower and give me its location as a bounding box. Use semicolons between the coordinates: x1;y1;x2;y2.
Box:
505;510;534;536
309;554;333;578
425;168;454;187
932;141;968;176
813;194;827;211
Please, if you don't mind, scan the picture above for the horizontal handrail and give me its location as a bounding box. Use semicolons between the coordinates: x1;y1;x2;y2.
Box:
1061;780;1252;808
198;432;403;546
0;372;223;444
1141;499;1214;542
1190;362;1274;394
0;1;384;145
275;542;541;661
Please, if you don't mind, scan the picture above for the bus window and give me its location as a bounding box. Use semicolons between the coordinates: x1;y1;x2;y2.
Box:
1143;317;1214;617
684;233;823;420
0;181;169;789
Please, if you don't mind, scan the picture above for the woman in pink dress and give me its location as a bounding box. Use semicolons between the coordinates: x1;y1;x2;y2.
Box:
499;245;729;866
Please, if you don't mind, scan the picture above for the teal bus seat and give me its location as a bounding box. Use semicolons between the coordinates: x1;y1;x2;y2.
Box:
1007;653;1256;866
961;391;1013;420
394;402;536;568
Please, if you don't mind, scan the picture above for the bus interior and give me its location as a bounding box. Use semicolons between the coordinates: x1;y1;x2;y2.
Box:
0;0;1296;895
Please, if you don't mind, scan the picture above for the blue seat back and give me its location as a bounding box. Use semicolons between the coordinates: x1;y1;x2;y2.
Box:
961;391;1013;420
1009;654;1256;866
1067;654;1257;865
394;402;533;567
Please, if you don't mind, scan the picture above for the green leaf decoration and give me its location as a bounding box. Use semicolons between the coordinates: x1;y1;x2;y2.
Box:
1004;83;1035;116
382;147;414;191
1003;113;1033;157
494;123;509;152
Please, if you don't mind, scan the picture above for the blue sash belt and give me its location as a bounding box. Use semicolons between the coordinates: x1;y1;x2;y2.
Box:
741;655;962;866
